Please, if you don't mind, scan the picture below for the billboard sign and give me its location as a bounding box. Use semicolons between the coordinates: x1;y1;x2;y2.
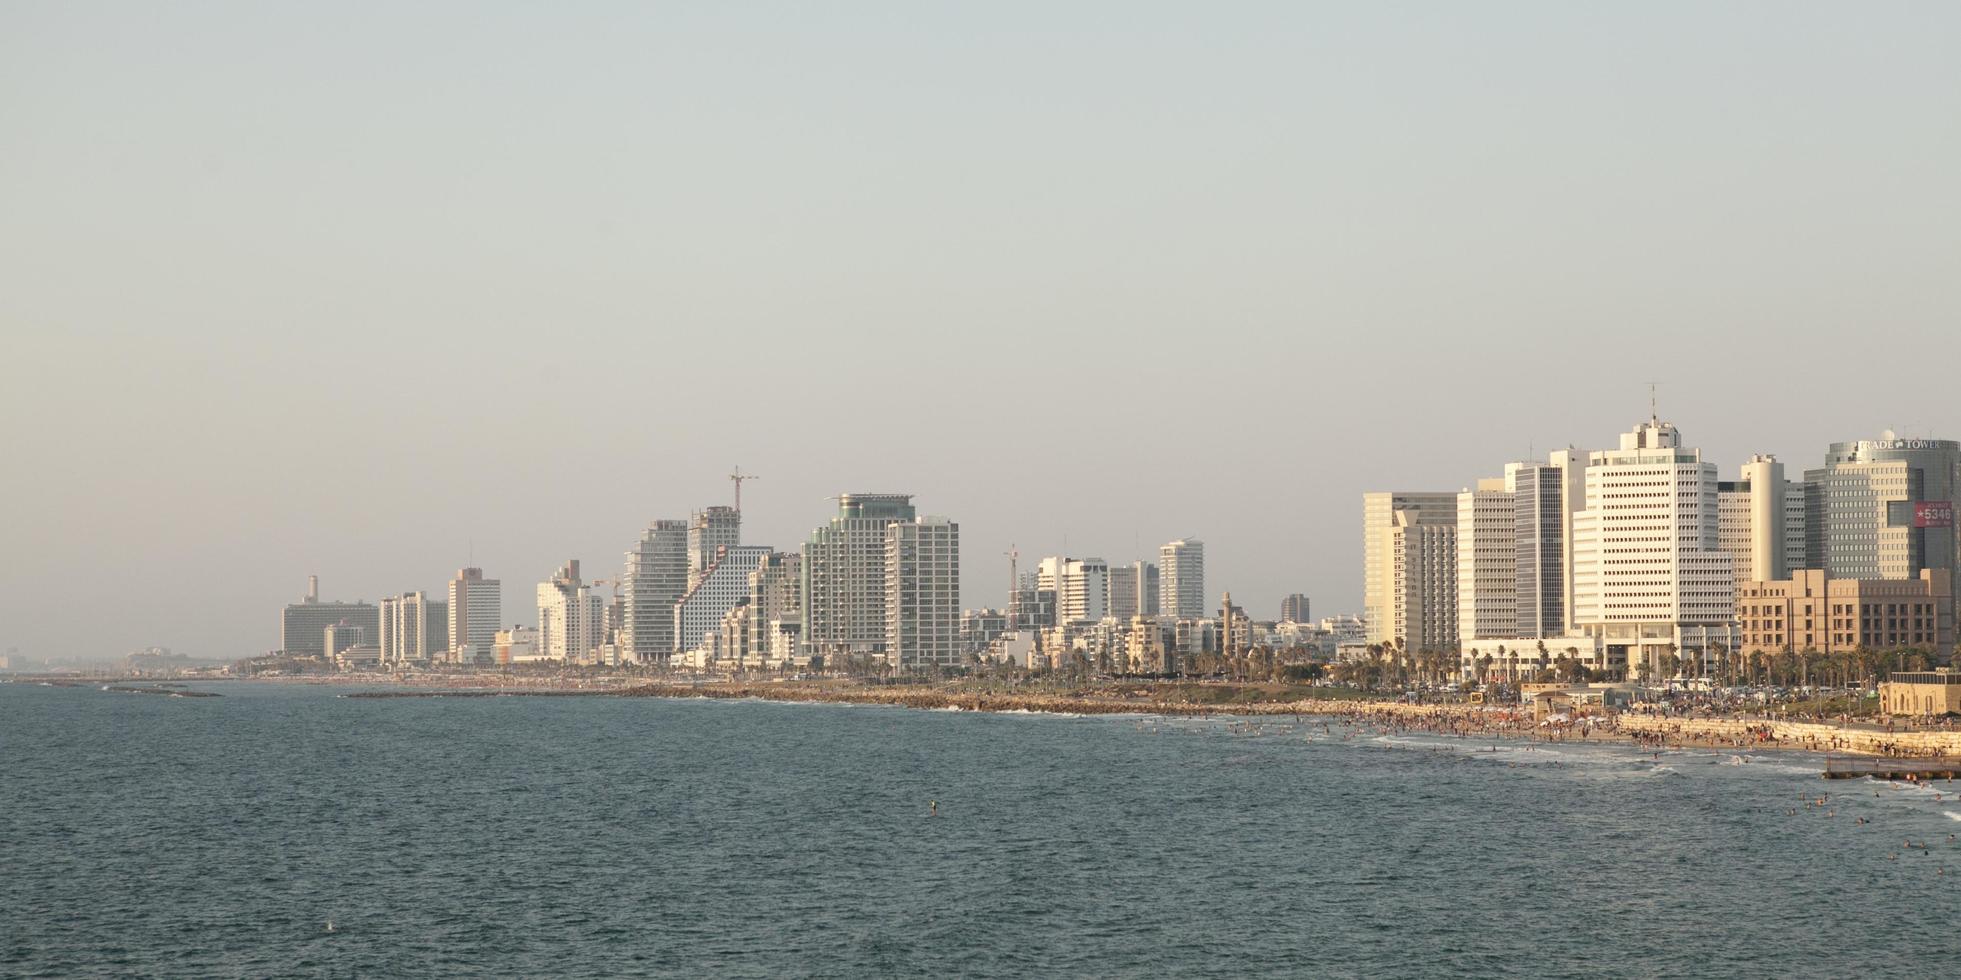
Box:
1915;501;1954;528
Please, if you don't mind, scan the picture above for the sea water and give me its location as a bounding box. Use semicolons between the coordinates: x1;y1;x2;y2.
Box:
3;682;1958;977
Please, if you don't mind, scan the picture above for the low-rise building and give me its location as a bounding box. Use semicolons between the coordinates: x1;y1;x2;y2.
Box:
1737;569;1953;655
1880;669;1961;717
495;625;543;664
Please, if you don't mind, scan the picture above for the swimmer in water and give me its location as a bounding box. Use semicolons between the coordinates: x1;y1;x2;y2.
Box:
930;800;938;818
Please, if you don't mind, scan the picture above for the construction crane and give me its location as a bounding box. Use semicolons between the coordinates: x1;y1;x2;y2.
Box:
730;466;760;514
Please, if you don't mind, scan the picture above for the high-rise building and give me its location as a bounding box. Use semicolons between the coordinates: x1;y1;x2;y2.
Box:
446;567;502;663
803;494;918;662
623;520;688;663
1391;514;1457;650
1783;483;1809;573
688;506;741;590
674;545;771;654
744;552;802;664
1508;459;1573;638
279;578;378;656
537;560;604;662
886;516;961;669
1133;561;1161;617
1279;594;1311;624
1717;455;1792;583
1571;419;1736;674
1457;480;1515;641
1040;557;1108;623
1107;565;1140;622
1159;539;1206;620
1803;434;1959;589
379;591;447;664
1363;494;1455;643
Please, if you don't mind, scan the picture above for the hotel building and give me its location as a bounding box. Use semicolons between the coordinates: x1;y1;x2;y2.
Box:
1571;419;1736;675
446;567;502;664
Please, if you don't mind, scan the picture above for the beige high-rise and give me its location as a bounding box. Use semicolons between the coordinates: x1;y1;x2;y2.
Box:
1363;492;1455;644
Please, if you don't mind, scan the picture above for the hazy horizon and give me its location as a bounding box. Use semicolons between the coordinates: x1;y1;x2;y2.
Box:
5;2;1959;660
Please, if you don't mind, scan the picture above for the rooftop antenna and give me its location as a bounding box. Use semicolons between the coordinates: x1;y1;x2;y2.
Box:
1647;381;1659;424
730;466;759;514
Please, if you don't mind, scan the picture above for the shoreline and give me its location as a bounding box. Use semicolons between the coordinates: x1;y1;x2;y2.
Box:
355;679;1961;761
23;673;1961;760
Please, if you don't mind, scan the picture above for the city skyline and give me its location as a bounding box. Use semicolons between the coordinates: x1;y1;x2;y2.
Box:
6;3;1960;659
15;420;1961;663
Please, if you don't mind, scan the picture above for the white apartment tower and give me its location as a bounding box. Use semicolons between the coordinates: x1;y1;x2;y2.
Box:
1571;419;1736;674
1040;557;1109;623
446;567;502;663
537;560;605;662
623;520;688;663
1159;539;1206;620
1456;480;1516;641
378;591;447;664
1363;493;1456;643
886;517;962;670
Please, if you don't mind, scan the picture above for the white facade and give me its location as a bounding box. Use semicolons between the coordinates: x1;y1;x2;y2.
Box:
378;591;446;664
495;625;544;663
1718;455;1790;583
1040;557;1108;623
674;546;772;655
447;567;502;664
1159;539;1206;620
1571;420;1736;672
1457;481;1516;641
886;517;962;670
537;560;605;662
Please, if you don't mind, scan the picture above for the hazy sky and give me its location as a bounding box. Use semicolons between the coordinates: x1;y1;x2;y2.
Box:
4;2;1959;660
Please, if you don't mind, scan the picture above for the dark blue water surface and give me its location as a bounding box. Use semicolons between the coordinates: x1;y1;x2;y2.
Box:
3;682;1959;978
